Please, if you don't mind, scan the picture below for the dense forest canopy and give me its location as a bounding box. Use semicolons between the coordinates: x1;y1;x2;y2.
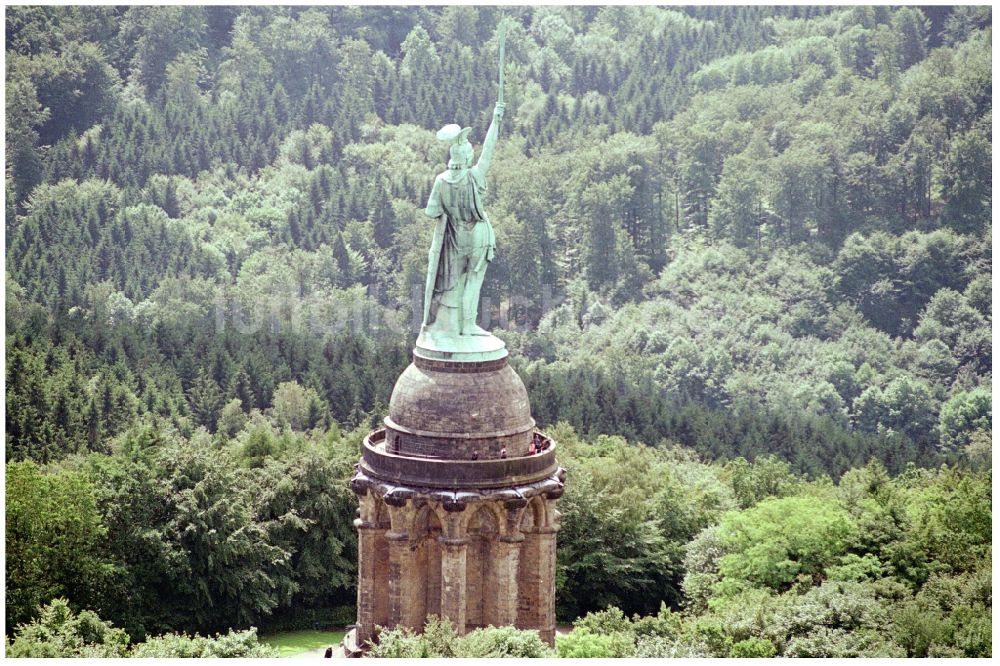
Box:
4;4;991;658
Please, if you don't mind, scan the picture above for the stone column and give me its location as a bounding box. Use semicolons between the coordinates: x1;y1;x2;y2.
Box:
535;525;558;646
515;528;541;635
439;536;469;634
387;529;423;630
490;534;522;627
354;518;378;645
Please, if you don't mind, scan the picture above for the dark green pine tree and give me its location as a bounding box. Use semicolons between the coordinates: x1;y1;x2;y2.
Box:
370;181;395;249
186;369;224;431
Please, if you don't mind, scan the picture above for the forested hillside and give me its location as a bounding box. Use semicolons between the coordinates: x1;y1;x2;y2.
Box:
5;5;991;658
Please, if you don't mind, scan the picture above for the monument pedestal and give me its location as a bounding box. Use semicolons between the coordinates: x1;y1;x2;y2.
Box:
414;327;508;362
347;350;564;650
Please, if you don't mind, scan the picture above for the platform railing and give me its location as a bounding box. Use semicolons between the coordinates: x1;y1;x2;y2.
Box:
377;428;552;461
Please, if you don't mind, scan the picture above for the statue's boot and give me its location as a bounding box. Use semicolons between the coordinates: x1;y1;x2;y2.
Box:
462;318;491;336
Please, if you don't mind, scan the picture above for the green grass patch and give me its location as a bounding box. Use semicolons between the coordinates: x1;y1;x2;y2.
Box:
260;629;347;658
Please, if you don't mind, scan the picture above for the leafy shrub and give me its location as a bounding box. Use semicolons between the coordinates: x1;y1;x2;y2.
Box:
730;637;777;657
572;603;682;644
567;604;683;657
5;599;129;658
129;628;277;657
420;616;458;657
555;629;631;657
367;617;552;658
367;626;430;658
633;635;712;657
768;581;891;640
630;602;682;638
572;606;632;636
5;599;276;658
825;553;885;582
456;626;553;657
784;627;905;657
684;619;733;657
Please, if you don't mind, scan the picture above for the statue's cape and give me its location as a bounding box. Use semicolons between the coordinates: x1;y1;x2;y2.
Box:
423;215;447;325
421;168;494;326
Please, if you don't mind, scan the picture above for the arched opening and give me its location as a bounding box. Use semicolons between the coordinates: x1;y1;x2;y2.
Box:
516;496;546;630
413;505;443;622
523;495;545;528
465;506;499;628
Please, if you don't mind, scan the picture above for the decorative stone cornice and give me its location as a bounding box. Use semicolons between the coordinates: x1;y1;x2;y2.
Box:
351;467;566;506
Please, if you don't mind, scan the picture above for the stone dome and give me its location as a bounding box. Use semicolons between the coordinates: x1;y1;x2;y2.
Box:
384;354;535;460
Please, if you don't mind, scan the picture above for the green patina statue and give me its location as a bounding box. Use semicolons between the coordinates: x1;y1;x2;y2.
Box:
416;21;509;360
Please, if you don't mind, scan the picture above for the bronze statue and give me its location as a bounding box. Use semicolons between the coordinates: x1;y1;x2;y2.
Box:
417;21;509;355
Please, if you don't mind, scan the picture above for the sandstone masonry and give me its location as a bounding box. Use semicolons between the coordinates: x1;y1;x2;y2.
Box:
347;352;564;651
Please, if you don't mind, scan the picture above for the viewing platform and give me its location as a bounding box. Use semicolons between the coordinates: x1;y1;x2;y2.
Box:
358;427;560;490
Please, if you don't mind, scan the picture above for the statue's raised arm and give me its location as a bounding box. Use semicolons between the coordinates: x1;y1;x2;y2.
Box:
475;103;504;176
